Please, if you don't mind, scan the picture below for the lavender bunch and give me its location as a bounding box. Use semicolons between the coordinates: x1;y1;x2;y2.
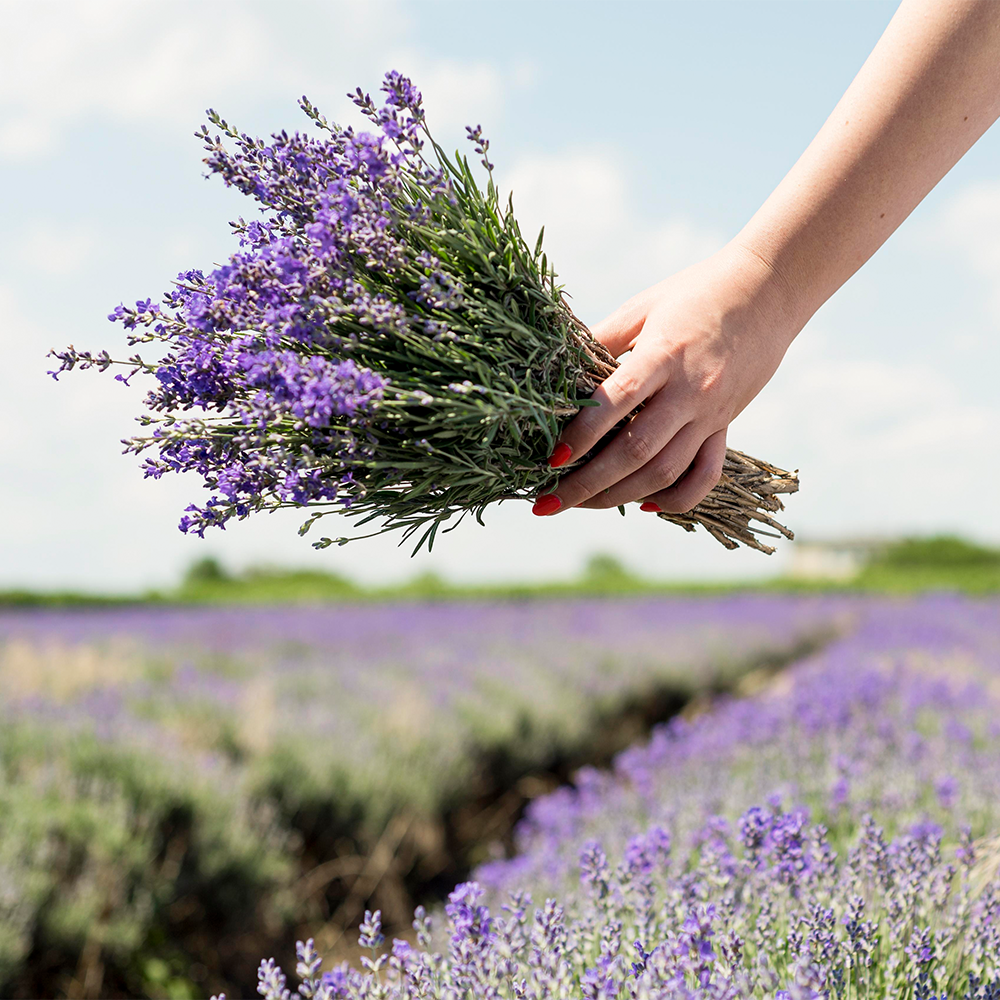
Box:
51;72;797;553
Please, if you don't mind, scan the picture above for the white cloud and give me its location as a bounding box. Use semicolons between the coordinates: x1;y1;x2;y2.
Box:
0;2;270;133
0;117;55;161
401;59;507;136
500;149;725;323
732;331;1000;540
933;180;1000;320
0;0;528;163
20;222;99;276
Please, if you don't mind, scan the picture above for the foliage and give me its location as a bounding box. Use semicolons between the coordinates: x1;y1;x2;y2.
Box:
853;536;1000;595
185;557;231;584
0;722;290;998
6;533;1000;611
876;536;1000;569
175;565;360;604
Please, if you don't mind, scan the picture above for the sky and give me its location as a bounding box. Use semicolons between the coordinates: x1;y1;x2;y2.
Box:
2;0;999;592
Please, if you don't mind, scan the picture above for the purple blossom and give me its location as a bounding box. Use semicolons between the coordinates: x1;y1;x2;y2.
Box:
57;71;480;538
579;840;610;897
445;882;492;947
357;909;384;951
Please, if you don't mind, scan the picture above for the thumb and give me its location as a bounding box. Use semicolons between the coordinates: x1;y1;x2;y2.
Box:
589;291;652;358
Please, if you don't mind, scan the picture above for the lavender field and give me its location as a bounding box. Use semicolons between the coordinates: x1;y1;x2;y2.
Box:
257;595;1000;1000
0;595;840;998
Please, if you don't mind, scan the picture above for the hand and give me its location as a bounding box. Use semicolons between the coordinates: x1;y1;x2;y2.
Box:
534;242;801;516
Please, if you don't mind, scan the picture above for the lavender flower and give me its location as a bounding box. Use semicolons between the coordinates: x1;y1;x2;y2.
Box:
245;596;1000;998
47;73;600;548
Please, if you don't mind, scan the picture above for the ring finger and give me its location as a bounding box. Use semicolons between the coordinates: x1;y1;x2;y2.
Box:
538;391;689;512
574;423;706;510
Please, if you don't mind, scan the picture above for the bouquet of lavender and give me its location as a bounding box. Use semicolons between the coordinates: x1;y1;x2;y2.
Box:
51;73;798;554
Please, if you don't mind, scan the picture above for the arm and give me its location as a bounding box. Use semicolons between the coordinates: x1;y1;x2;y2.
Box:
535;0;1000;519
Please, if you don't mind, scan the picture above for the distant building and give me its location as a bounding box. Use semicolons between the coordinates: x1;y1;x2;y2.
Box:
788;537;889;581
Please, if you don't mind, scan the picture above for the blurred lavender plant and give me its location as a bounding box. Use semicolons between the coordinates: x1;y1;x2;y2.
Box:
0;596;835;824
50;71;796;553
253;597;1000;999
0;595;835;995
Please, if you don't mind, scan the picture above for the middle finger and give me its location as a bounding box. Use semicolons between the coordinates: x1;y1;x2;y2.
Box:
533;392;688;513
575;422;704;509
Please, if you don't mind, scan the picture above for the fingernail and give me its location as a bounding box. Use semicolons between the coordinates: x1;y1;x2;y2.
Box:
532;494;562;516
640;502;661;512
548;443;572;468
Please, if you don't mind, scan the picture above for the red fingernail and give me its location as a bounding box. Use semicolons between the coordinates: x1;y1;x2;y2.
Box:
548;443;572;468
640;502;661;512
532;494;562;516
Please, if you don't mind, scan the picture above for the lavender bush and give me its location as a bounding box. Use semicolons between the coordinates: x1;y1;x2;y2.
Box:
0;718;292;997
253;596;1000;999
0;597;834;826
50;72;797;553
0;597;836;995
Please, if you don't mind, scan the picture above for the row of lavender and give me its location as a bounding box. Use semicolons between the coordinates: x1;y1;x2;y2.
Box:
0;596;837;997
260;595;1000;1000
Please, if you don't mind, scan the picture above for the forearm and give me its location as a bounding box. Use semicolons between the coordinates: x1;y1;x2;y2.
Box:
735;0;1000;334
541;1;1000;517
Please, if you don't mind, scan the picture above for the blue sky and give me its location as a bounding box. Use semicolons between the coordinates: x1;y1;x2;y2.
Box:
2;0;999;591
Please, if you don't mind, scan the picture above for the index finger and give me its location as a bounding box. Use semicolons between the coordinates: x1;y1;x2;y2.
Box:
546;349;666;470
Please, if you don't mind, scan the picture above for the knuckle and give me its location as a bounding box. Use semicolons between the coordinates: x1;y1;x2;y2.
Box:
574;402;608;431
657;497;692;514
620;431;654;466
560;473;598;506
695;364;726;397
657;488;698;514
563;415;599;450
606;369;644;405
654;460;682;489
658;473;713;514
699;452;725;492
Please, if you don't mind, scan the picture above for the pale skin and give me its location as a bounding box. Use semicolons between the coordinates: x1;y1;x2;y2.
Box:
533;0;1000;519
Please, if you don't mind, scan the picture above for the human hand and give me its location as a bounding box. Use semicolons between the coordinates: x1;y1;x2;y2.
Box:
533;242;801;516
531;0;1000;522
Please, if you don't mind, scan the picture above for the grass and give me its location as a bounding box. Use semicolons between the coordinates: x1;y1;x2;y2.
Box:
2;536;999;607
